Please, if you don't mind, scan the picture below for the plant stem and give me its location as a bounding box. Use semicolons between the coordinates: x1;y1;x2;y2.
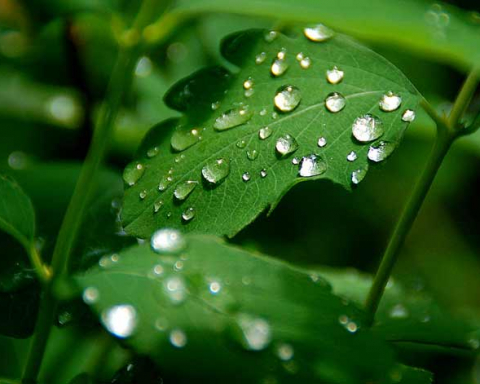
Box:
448;69;479;129
28;245;51;285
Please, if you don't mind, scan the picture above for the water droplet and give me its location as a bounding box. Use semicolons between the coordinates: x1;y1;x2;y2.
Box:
390;304;408;319
264;30;278;42
151;229;186;254
171;127;202;151
276;343;294;361
317;137;327;147
351;166;368;185
158;175;173;191
368;141;396;162
174;260;184;271
182;207;195;222
135;56;152;77
123;162;145;186
339;315;349;325
153;198;164;213
259;126;272;140
272;112;278;119
291;157;300;165
147;146;159;158
271;59;289;77
174;180;198;201
153;264;164;276
244;88;254;98
325;92;346;113
346;151;357;162
379;92;402;112
276;134;299;156
165;276;187;304
255;52;267;64
295;52;304;61
304;24;335;42
242;172;251;182
139;190;147;200
274;85;301;112
209;280;222;294
298;154;327;177
102;305;137;338
235;314;272;351
300;57;311;69
352;114;384;142
260;169;267;178
202;158;230;184
346;321;358;333
243;78;254;90
83;287;99;304
155;317;168;331
259;108;267;116
247;149;259;160
326;66;344;84
236;140;247;149
214;106;253;130
401;109;416;122
276;48;287;60
169;329;187;348
211;101;221;110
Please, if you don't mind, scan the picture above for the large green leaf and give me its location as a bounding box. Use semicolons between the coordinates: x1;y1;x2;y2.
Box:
123;27;419;238
162;0;480;70
76;234;430;383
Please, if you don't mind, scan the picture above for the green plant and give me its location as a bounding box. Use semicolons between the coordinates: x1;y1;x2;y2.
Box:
0;0;480;383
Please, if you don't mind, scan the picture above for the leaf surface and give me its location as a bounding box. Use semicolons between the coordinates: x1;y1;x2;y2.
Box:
123;28;419;238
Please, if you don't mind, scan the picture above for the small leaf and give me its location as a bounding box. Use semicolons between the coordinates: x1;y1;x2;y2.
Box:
76;234;428;383
123;28;419;238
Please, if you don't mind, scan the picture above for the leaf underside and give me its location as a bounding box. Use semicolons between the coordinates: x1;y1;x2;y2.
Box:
76;235;431;383
122;27;419;238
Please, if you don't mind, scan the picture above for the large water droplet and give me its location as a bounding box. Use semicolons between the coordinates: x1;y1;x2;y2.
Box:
298;154;327;177
351;166;368;185
235;314;272;351
255;52;267;64
247;149;258;160
276;134;299;156
271;59;289;77
151;229;186;254
259;126;272;140
304;24;335;42
379;92;402;112
169;329;187;348
352;114;384;142
325;92;345;113
368;141;396;162
326;66;344;84
123;162;145;186
276;343;294;361
274;85;301;112
174;180;198;201
171;127;202;151
401;109;416;122
214;106;253;131
202;158;230;185
102;305;137;338
317;137;327;147
346;151;357;162
181;207;195;222
165;276;187;304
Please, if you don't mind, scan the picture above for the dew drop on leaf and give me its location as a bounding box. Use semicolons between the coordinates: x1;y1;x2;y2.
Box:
214;106;253;131
174;180;198;201
243;77;254;90
389;304;409;318
352;114;384;142
236;140;247;149
260;169;268;178
102;305;137;338
276;134;299;156
264;30;278;42
158;175;173;192
242;172;251;182
151;228;186;254
259;126;272;140
276;343;294;361
317;137;327;147
401;109;416;122
202;158;230;184
139;190;147;200
325;92;346;113
271;59;289;77
209;280;222;294
182;207;196;222
247;149;259;160
346;151;357;162
255;52;267;64
291;157;300;165
379;92;402;112
296;52;304;61
169;329;187;348
146;146;159;158
368;141;396;162
298;154;327;177
153;198;164;213
234;314;272;351
123;162;145;186
82;287;99;304
326;66;344;84
211;101;221;110
303;24;335;42
274;85;301;112
351;166;368;185
299;56;311;69
165;276;187;304
171;127;202;152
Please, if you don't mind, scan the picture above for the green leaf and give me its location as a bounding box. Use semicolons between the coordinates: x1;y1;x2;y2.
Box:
123;28;419;238
76;234;430;384
167;0;480;70
68;373;93;384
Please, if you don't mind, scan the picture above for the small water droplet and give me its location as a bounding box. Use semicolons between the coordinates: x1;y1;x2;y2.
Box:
276;48;287;60
165;276;187;304
169;329;187;348
368;141;396;162
259;126;272;140
271;59;289;77
235;314;271;351
401;109;416;122
243;78;254;90
211;101;221;110
139;190;147;200
214;106;253;130
390;304;409;319
242;172;251;182
135;56;152;77
102;305;137;338
352;114;384;142
153;264;164;276
298;154;327;177
274;85;301;112
351;166;368;185
151;229;186;254
304;24;335;42
272;112;278;119
83;287;99;304
153;198;164;213
260;169;268;178
325;92;346;113
202;158;230;184
276;343;294;361
339;315;349;325
346;321;358;333
236;140;247;149
291;157;300;165
346;151;357;162
299;56;311;69
264;30;278;42
123;162;145;186
295;52;304;61
379;92;402;112
171;127;202;151
317;137;327;147
158;175;173;191
259;108;267;116
247;149;259;160
244;88;255;98
276;134;299;156
174;260;184;271
147;146;159;158
326;66;344;84
174;180;198;201
209;280;222;294
255;52;267;64
182;207;196;222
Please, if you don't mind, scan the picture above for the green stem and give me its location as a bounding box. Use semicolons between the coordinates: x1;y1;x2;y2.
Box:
28;245;51;285
448;69;479;129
